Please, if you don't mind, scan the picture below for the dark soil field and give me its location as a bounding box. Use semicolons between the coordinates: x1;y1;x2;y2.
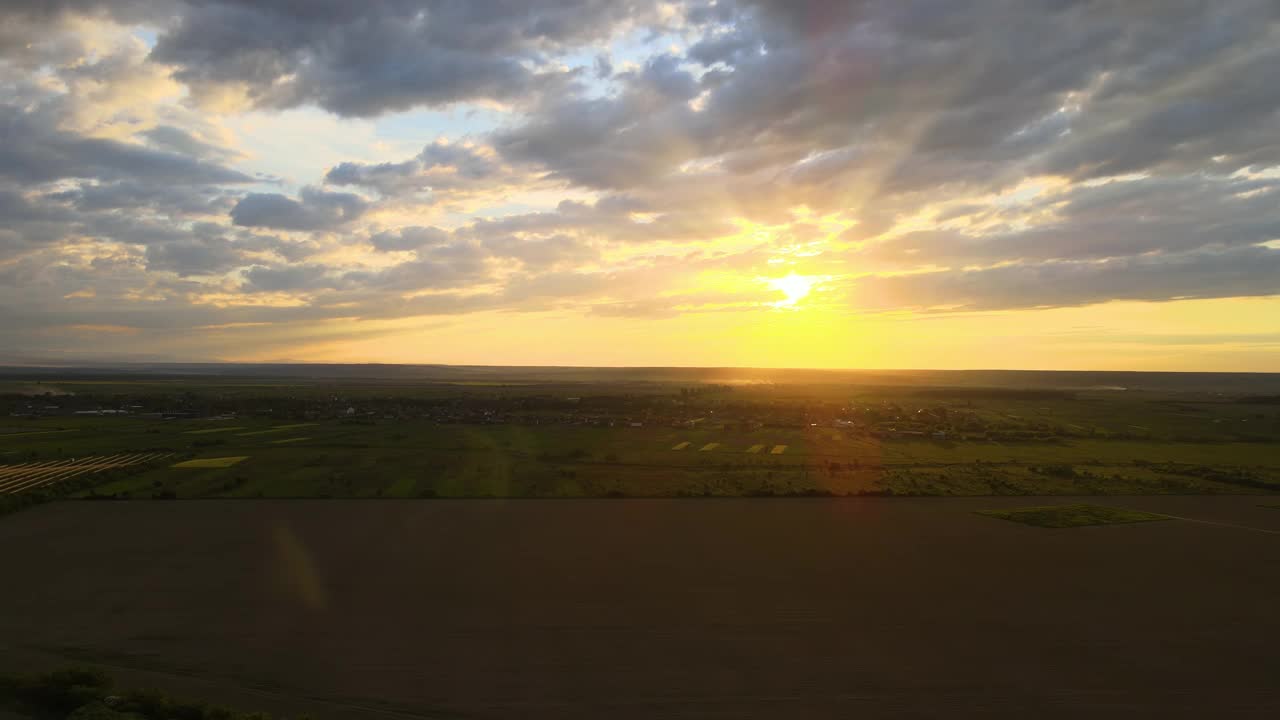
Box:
2;498;1278;718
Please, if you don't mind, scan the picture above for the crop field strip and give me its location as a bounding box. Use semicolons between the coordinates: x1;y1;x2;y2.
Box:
171;456;249;468
0;451;172;495
977;504;1171;528
0;452;171;493
668;441;796;454
236;423;318;437
0;428;79;438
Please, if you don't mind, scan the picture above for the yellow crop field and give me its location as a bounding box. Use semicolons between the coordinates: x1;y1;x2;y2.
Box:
0;429;78;439
699;443;720;451
770;445;788;454
671;441;691;450
746;444;765;453
237;423;317;436
172;456;249;468
183;427;245;435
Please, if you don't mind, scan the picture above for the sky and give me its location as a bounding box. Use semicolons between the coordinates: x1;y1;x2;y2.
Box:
1;0;1278;371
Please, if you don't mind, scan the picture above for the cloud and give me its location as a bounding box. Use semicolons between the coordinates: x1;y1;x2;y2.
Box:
461;197;735;245
0;104;253;186
492;55;704;189
860;175;1280;266
49;181;236;214
325;141;501;197
849;246;1280;312
482;233;599;267
143;0;670;116
241;264;335;293
368;226;450;252
2;0;1280;365
142;125;242;163
493;0;1280;209
231;187;368;231
145;235;243;277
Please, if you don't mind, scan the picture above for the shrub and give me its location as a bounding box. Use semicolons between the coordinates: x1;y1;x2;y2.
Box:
67;701;136;719
5;667;112;715
0;669;295;720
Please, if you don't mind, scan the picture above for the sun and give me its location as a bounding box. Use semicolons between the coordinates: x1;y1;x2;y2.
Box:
768;273;821;307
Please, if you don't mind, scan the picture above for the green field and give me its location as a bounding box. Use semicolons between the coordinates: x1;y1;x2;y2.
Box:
0;414;1271;500
1;372;1277;500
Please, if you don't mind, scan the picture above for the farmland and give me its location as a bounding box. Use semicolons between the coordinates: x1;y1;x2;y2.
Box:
1;366;1278;718
0;452;172;495
977;503;1172;527
0;415;1276;500
0;367;1277;500
0;498;1277;718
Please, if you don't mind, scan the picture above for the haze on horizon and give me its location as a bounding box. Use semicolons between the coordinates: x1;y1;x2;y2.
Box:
2;1;1279;372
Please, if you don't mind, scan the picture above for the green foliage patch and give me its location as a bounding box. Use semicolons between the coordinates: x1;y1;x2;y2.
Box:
0;667;304;720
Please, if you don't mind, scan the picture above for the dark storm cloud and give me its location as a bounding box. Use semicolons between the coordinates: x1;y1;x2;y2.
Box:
231;187;368;231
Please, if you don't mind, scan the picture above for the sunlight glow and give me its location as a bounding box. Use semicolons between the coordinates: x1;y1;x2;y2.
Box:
768;274;822;307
